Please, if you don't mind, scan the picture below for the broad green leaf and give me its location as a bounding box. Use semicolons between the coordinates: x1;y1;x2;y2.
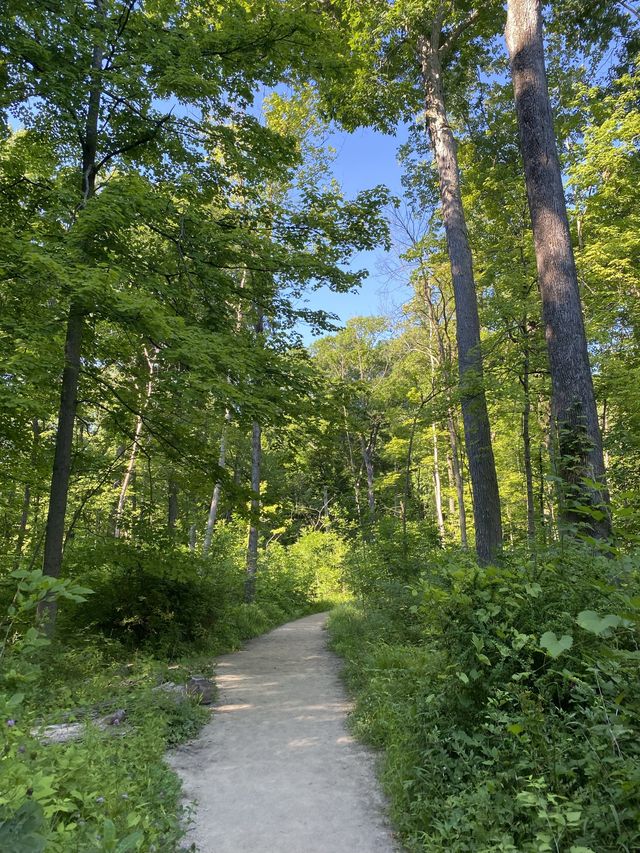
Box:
576;610;623;635
539;631;573;659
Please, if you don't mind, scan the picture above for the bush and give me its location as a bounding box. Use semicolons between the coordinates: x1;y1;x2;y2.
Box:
60;539;243;655
329;541;640;852
257;528;348;610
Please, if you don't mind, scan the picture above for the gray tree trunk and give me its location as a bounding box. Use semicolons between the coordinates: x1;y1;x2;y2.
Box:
244;421;262;603
505;0;611;539
419;30;503;563
446;452;456;518
38;31;104;631
15;418;40;564
360;432;376;517
203;410;231;556
114;347;155;537
447;413;468;547
432;424;446;541
168;476;179;534
521;346;536;539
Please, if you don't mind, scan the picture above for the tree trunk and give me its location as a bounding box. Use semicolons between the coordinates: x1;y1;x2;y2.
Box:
446;452;456;518
38;30;103;631
447;412;468;548
114;348;155;537
203;410;231;556
419;31;502;563
360;432;376;517
15;418;40;564
538;442;546;541
38;303;84;630
168;475;179;534
432;423;445;541
244;421;262;603
505;0;611;539
521;346;536;539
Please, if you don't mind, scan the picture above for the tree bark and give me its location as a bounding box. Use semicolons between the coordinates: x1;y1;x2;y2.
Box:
446;452;456;518
505;0;611;539
114;348;155;537
447;412;468;547
419;29;502;563
360;431;376;518
521;345;536;539
15;418;40;564
38;303;84;630
168;475;179;534
244;421;262;603
203;410;231;556
432;423;446;541
423;275;468;547
38;28;104;631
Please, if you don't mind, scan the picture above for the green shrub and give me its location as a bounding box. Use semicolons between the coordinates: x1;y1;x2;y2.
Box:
60;539;243;655
257;528;349;609
0;522;351;850
330;542;640;852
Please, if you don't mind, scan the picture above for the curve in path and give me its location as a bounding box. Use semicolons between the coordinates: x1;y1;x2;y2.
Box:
168;611;398;853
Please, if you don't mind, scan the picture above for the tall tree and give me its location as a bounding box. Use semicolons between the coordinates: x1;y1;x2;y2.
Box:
505;0;612;538
417;8;503;563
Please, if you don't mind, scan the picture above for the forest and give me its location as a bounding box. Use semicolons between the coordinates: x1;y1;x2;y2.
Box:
1;0;639;850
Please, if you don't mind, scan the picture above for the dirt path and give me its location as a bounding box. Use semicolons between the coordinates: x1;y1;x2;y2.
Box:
168;612;398;853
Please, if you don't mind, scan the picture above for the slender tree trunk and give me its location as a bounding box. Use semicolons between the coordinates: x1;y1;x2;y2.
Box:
360;432;376;517
202;411;231;556
538;442;546;541
521;346;536;539
505;0;611;539
168;475;179;534
446;452;456;518
601;399;610;469
244;421;262;603
38;30;103;631
343;409;363;529
38;304;84;630
403;402;426;554
15;419;40;564
419;30;502;563
447;413;468;547
114;348;155;537
423;276;468;547
432;424;445;541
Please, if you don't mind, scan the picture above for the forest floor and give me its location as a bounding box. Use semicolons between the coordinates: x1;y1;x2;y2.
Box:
167;611;398;853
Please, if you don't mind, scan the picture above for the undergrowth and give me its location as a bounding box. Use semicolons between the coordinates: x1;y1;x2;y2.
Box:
0;525;347;851
329;526;640;852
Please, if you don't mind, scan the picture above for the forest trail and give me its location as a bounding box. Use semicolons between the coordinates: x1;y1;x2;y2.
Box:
167;612;398;853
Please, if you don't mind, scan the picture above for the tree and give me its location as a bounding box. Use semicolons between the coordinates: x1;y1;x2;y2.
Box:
322;0;504;562
505;0;612;539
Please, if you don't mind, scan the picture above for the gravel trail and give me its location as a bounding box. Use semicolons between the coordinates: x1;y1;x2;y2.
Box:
168;611;398;853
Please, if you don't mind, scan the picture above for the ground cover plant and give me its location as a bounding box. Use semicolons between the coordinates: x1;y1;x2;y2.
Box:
0;527;347;850
329;531;640;852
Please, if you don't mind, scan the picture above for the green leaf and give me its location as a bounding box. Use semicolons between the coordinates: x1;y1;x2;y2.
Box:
576;610;623;635
539;631;573;658
0;801;47;853
116;830;144;852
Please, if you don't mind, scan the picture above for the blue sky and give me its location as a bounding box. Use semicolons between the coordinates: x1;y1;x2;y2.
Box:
296;124;413;340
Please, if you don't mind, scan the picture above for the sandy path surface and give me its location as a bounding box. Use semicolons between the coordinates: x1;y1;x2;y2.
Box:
167;612;398;853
